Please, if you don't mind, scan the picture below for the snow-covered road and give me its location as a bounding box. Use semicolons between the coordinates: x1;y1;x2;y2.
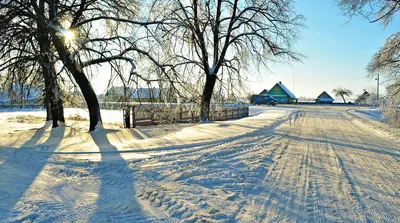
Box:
0;106;399;222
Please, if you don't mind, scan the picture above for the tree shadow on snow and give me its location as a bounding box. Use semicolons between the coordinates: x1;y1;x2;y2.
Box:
0;126;64;220
50;119;287;159
1;121;51;148
89;129;149;222
127;128;151;140
273;132;400;158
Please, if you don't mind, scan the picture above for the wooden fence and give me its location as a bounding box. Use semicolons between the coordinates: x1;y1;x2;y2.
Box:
123;106;249;128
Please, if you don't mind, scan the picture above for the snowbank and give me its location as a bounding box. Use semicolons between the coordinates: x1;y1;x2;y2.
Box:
351;108;383;122
347;109;399;142
0;107;293;162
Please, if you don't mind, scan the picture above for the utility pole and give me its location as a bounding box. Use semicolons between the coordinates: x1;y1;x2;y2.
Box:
375;73;379;105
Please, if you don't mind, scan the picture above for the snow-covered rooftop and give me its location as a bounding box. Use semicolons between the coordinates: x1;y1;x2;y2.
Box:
277;82;297;99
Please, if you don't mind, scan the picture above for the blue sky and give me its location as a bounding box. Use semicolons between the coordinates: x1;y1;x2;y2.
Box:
247;0;400;100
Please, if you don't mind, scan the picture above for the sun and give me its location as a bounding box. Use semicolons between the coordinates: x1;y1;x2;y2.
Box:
63;30;75;43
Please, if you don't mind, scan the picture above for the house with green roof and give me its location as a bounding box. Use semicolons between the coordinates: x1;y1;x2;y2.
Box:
268;81;298;104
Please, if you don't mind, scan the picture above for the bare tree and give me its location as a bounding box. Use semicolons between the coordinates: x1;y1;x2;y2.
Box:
382;84;400;126
332;87;353;103
0;0;65;127
48;0;178;130
151;0;304;121
337;0;400;94
337;0;400;124
1;0;169;131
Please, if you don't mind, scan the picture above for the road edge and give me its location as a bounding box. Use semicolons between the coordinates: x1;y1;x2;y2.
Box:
345;110;400;142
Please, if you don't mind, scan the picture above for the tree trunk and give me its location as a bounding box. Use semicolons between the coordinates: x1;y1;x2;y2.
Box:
46;2;100;131
45;96;52;121
38;28;65;127
200;74;217;121
51;33;102;131
42;64;61;128
342;95;346;103
57;98;65;123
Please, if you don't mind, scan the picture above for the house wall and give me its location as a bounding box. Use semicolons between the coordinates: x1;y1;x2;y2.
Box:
268;86;286;96
269;86;292;103
316;99;333;104
270;95;289;103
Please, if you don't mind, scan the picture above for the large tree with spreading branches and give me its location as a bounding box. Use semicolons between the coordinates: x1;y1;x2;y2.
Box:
1;0;168;131
0;0;65;127
150;0;304;121
337;0;400;95
337;0;400;124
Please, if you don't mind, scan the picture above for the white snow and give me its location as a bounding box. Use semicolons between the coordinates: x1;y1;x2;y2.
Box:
0;105;399;222
350;108;383;122
348;108;400;142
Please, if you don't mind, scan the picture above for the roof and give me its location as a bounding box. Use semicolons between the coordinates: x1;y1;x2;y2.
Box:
0;85;41;102
360;90;370;97
132;88;159;99
355;90;371;103
106;86;159;99
316;91;334;100
0;92;8;102
259;89;268;95
272;82;297;99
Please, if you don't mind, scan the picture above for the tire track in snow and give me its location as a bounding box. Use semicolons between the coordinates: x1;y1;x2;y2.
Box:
342;114;400;216
313;112;360;221
258;113;309;222
293;111;336;222
330;113;400;222
136;119;293;222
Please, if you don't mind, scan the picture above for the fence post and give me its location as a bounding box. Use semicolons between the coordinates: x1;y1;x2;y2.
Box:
150;110;154;125
132;106;136;128
123;108;126;128
124;106;131;128
225;107;228;120
179;107;183;123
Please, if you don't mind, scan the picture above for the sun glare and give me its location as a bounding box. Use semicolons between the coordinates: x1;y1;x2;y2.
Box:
63;30;75;43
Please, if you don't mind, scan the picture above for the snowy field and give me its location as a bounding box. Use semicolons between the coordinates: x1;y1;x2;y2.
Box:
0;105;399;222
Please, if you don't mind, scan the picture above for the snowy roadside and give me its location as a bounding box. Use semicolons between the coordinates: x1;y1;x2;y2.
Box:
347;109;400;142
0;108;125;133
0;106;294;162
0;106;295;222
350;108;383;122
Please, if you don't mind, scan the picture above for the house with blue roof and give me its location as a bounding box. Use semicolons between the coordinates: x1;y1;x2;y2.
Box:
315;91;334;104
